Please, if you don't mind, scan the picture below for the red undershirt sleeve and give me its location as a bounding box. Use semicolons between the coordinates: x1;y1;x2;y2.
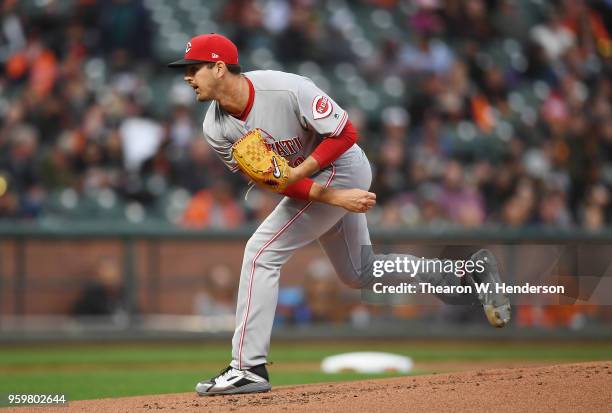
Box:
281;120;359;200
310;120;358;168
281;177;315;200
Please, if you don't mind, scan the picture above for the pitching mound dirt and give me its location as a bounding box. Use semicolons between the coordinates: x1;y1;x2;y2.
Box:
13;361;612;413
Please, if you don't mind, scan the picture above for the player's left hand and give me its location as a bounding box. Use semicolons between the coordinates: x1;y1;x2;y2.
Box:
231;129;290;192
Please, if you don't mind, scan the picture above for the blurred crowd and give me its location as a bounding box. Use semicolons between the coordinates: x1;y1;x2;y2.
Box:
0;0;611;230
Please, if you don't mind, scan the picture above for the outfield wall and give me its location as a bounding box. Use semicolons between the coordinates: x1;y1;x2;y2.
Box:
1;223;611;332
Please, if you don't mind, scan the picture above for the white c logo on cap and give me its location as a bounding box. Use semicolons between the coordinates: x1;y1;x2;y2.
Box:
185;42;192;54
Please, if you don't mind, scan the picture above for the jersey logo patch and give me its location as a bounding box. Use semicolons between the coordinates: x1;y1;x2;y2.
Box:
312;95;333;120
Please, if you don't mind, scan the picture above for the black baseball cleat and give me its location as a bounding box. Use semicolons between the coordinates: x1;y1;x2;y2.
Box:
195;364;271;396
468;249;511;328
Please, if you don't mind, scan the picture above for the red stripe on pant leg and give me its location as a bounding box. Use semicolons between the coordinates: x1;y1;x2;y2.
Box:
238;165;336;369
237;204;309;369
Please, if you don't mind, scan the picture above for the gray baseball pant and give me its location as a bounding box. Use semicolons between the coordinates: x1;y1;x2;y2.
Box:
230;145;474;369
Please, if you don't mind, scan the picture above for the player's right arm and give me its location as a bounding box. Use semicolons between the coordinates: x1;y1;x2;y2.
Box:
282;167;376;213
282;75;376;212
309;185;376;213
203;105;375;213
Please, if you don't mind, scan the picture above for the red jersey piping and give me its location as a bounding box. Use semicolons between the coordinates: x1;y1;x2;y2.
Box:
236;76;255;121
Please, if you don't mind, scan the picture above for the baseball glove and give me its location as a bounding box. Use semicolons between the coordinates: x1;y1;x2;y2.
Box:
231;129;290;192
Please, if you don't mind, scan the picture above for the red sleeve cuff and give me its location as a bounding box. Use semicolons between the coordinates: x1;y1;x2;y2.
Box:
310;120;358;168
281;177;315;200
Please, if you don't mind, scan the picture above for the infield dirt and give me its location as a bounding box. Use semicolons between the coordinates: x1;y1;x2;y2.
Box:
10;361;612;413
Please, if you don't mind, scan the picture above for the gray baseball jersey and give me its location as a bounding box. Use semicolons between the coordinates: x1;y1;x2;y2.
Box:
203;70;348;174
201;70;474;370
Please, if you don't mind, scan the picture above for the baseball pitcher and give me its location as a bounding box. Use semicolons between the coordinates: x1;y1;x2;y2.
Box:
168;34;510;396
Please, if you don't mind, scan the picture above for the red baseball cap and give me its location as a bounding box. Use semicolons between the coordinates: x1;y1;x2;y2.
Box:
168;33;239;67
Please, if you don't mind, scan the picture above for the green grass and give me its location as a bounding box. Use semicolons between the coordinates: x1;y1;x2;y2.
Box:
0;369;404;401
0;341;610;400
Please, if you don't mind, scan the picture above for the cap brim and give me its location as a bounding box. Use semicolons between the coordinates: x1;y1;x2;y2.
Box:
167;59;208;68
